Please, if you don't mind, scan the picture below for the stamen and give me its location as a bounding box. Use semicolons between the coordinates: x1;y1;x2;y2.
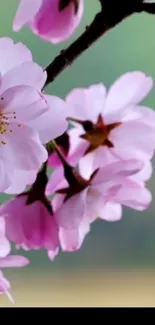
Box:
0;110;18;139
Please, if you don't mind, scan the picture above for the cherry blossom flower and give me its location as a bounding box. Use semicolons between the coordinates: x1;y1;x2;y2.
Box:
47;159;149;229
66;72;155;175
0;165;59;260
0;38;68;193
13;0;84;43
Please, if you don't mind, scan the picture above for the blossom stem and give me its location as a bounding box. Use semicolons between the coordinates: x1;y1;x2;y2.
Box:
45;0;155;87
49;140;88;188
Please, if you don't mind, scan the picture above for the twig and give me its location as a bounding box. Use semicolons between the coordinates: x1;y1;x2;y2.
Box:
45;0;155;87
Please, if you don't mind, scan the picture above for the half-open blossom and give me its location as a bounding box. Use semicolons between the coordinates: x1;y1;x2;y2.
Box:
0;166;59;260
13;0;84;44
66;72;155;176
47;159;150;229
0;38;68;193
0;255;29;303
1;196;59;261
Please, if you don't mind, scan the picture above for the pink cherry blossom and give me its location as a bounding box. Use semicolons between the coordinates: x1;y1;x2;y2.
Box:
47;159;150;229
13;0;84;44
66;72;155;175
0;255;29;303
0;195;59;260
0;38;68;193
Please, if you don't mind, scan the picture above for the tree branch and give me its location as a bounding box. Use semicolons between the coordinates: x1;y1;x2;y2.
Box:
45;0;155;87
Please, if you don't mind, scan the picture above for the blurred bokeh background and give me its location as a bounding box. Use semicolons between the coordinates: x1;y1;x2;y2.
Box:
1;0;155;306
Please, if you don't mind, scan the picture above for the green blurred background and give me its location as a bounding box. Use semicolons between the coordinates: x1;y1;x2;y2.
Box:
1;0;155;306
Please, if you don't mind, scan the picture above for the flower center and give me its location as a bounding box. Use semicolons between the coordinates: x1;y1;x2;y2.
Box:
68;114;121;155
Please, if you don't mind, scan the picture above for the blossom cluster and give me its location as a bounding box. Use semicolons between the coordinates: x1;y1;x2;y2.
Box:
0;0;155;302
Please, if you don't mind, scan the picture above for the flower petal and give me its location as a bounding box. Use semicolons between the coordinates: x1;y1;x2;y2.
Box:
55;189;88;229
0;218;11;258
13;0;42;32
29;95;68;144
47;247;59;261
104;71;153;115
98;202;122;221
0;123;47;170
59;219;90;252
46;166;68;196
115;179;152;210
29;0;84;44
1;85;48;122
0;255;30;268
4;169;37;195
66;84;106;124
1;62;47;92
110;121;155;160
92;159;143;185
0;40;32;76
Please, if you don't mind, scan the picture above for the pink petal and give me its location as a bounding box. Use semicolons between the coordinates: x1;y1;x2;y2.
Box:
0;160;15;192
0;271;11;298
110;121;155;160
52;194;66;211
48;247;59;261
1;85;48;122
48;126;88;168
104;71;153;115
86;188;121;222
21;201;59;251
0;197;27;244
55;189;88;229
67;126;89;166
13;0;42;32
0;255;29;268
79;146;117;180
29;0;84;44
115;179;152;210
0;40;32;76
92;160;143;185
103;104;147;125
29;95;68;144
46;166;68;196
59;219;90;252
0;218;11;258
0;237;10;259
130;160;152;184
0;271;14;304
4;169;37;195
1;62;47;92
98;202;122;221
134;105;155;127
0;123;47;170
66;84;106;124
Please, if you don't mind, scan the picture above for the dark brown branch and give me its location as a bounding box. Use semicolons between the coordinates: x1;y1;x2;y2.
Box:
45;0;155;87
